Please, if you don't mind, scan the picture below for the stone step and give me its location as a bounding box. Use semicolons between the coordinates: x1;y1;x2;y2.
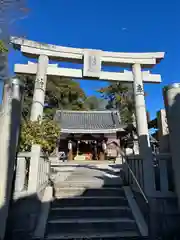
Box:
54;180;122;189
46;218;138;236
51;167;75;172
46;165;143;239
50;160;117;166
49;206;133;220
67;169;121;176
54;187;125;198
66;169;121;176
52;196;128;208
45;231;141;239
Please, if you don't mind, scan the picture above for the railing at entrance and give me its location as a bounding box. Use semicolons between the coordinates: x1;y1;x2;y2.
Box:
7;145;51;239
14;153;30;197
37;153;50;192
122;153;175;197
14;145;50;199
124;155;144;192
122;152;176;239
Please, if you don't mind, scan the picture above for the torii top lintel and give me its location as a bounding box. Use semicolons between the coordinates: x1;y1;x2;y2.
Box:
10;36;165;68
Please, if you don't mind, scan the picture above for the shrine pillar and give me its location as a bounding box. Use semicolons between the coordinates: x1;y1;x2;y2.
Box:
0;78;24;240
68;140;73;161
99;141;106;161
163;84;180;208
99;152;105;161
30;55;49;121
132;63;155;197
157;109;169;153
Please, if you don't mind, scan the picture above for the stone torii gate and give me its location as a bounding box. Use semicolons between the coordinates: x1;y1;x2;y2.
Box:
11;36;165;197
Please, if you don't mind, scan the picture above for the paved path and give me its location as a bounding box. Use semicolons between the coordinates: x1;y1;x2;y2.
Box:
52;162;123;188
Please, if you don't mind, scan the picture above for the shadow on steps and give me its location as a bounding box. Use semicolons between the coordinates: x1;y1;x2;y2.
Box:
4;163;180;239
45;164;141;240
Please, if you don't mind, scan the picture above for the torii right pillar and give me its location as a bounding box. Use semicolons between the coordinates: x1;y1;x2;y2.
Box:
132;63;155;197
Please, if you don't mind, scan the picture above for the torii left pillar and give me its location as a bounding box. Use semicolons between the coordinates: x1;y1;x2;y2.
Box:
30;55;49;121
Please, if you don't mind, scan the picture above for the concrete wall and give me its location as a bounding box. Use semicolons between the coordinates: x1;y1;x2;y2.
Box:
6;189;45;240
134;191;180;239
5;145;51;240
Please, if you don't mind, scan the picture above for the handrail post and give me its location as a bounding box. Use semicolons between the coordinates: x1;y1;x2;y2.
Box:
14;156;26;193
28;145;41;194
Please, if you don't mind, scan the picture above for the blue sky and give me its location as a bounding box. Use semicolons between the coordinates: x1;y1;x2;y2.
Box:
5;0;180;119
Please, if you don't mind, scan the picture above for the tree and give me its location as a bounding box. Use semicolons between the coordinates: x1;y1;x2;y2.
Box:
0;40;8;82
98;83;135;124
0;40;8;53
83;96;105;110
18;75;87;119
19;118;60;154
45;76;86;114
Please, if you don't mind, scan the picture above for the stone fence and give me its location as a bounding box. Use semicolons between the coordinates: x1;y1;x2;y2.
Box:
14;144;50;200
122;153;179;238
123;153;175;198
6;144;51;239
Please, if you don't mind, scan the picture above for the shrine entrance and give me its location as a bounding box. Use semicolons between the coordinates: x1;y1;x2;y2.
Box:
55;110;124;161
10;36;165;195
67;134;100;161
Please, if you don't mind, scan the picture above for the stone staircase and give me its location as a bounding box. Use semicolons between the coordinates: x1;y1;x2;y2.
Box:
45;163;148;239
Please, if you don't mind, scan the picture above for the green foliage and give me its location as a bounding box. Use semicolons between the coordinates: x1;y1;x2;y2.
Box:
98;83;135;124
83;96;105;110
18;74;103;119
18;75;88;118
19;119;60;154
45;76;86;113
0;40;8;53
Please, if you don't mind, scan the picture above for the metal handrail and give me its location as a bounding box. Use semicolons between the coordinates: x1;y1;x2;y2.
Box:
121;153;148;203
123;155;148;204
122;153;152;239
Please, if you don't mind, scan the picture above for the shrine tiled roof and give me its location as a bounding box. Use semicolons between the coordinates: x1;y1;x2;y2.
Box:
54;110;125;134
